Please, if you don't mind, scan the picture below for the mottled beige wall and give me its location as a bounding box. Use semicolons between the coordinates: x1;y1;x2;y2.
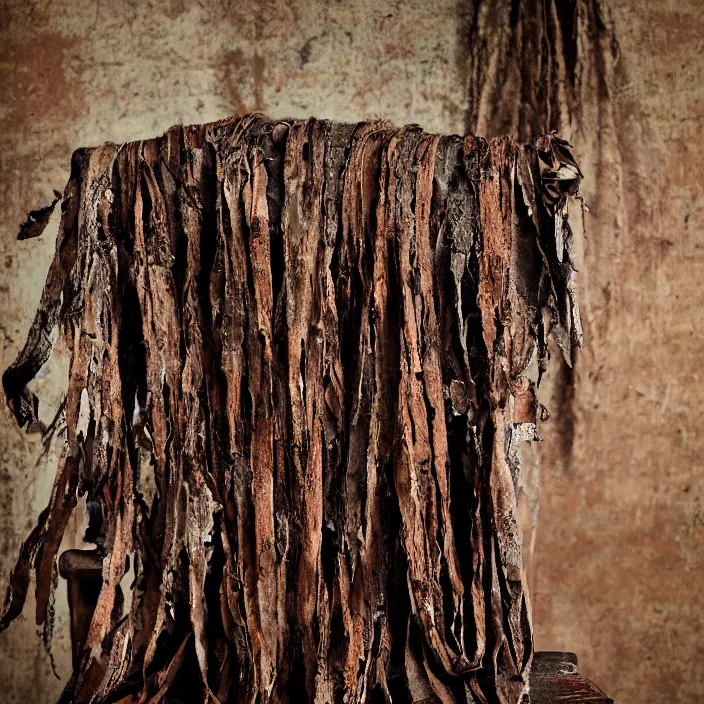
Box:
530;2;704;703
0;1;702;703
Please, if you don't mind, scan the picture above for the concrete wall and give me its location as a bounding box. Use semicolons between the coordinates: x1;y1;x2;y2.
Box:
0;1;702;702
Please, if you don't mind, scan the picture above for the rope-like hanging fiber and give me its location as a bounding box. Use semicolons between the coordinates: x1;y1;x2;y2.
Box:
1;115;581;704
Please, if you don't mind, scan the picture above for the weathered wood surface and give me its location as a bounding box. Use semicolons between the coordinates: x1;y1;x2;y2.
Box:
0;115;581;703
529;653;613;704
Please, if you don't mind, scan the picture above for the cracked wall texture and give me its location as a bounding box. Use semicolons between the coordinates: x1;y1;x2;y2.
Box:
0;1;702;702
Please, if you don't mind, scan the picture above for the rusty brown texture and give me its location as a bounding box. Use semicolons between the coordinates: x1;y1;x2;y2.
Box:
0;115;581;704
528;653;612;704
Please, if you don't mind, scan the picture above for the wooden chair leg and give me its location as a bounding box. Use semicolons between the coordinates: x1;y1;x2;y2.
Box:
58;549;103;668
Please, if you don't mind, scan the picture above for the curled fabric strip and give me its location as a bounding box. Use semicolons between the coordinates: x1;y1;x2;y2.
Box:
1;115;581;704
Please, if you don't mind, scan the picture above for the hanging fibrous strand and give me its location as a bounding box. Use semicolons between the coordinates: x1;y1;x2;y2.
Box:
0;114;582;704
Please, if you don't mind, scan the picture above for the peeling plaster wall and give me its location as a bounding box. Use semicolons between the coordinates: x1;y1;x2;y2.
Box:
0;1;702;702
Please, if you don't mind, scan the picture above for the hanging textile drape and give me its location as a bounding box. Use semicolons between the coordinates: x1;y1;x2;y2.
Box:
0;115;581;704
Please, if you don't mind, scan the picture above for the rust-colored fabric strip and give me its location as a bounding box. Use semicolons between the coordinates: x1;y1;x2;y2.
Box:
1;115;581;704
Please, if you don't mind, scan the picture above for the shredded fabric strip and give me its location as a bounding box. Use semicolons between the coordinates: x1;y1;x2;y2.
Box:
1;115;582;704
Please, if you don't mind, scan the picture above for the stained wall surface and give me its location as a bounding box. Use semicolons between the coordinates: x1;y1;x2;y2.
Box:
0;1;702;702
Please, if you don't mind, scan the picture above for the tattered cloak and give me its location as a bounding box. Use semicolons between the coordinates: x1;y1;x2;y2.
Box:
0;115;581;704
